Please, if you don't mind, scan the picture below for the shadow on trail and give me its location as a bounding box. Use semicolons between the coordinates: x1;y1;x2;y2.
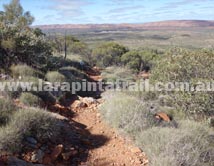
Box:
51;110;109;166
46;66;106;165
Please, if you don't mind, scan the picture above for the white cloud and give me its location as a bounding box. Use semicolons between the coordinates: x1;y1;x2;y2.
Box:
109;5;144;14
48;0;92;18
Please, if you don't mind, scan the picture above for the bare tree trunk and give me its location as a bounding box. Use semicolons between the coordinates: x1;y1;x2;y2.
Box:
64;31;67;60
139;61;144;73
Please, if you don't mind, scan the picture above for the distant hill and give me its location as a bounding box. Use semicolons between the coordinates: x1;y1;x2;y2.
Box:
34;20;214;32
141;20;214;28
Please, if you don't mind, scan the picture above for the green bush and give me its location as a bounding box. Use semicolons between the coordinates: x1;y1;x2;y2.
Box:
10;64;44;78
0;0;53;72
136;120;214;166
68;41;91;58
19;93;43;107
45;71;66;83
165;91;214;118
101;66;135;82
121;50;142;72
151;49;214;82
150;49;214;118
0;108;59;153
121;49;160;72
92;42;128;67
0;98;16;126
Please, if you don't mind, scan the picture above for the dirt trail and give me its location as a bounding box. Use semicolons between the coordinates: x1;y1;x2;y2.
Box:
2;72;148;166
71;99;148;166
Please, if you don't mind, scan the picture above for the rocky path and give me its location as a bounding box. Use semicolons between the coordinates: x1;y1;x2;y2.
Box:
2;72;148;166
71;97;148;166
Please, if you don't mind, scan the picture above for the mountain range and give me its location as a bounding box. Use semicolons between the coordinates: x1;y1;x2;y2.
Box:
34;20;214;31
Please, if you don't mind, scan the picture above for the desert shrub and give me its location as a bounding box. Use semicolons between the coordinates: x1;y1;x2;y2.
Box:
46;56;84;72
101;66;135;83
45;71;67;100
100;91;214;166
100;91;172;136
121;49;160;72
1;26;52;72
92;42;128;67
19;92;43;107
20;76;42;87
136;120;214;166
139;49;160;69
45;71;66;83
10;64;44;78
67;54;83;62
3;80;23;98
14;76;44;98
150;49;214;118
134;91;187;120
121;50;142;72
68;41;91;59
151;49;214;82
0;98;16;126
5;76;44;98
165;91;214;118
141;91;159;101
101;92;140;135
0;108;59;153
100;91;214;165
59;66;90;81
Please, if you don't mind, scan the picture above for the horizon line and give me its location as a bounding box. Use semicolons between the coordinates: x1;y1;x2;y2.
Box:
32;19;214;26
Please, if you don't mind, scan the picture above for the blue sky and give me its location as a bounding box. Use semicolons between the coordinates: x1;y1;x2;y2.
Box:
0;0;213;25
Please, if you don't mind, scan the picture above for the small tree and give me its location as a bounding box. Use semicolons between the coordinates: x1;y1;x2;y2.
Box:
92;42;128;67
121;49;159;72
0;0;52;71
1;0;34;29
121;50;142;72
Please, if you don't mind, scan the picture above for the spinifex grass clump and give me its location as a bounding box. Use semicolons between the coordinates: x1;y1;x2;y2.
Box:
45;71;66;83
0;108;59;153
100;91;214;166
19;92;43;107
0;98;16;126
